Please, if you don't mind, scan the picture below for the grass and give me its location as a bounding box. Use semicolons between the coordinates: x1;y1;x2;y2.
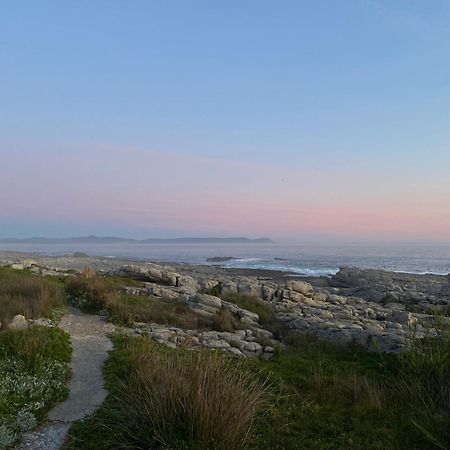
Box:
66;273;245;332
249;331;450;450
108;294;246;333
66;335;272;450
107;294;213;329
64;276;450;448
220;293;288;339
3;269;447;449
0;326;71;448
0;267;64;330
66;329;450;450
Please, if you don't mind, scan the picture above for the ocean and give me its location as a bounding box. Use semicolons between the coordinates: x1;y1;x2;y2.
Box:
1;242;450;276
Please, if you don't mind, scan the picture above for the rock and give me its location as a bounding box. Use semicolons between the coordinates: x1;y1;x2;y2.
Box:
11;263;24;270
8;314;29;330
206;257;237;262
221;280;238;294
142;283;181;300
176;276;198;293
243;341;263;353
237;280;262;297
227;347;244;356
313;292;328;303
286;280;313;297
119;264;179;286
31;318;53;327
189;293;222;309
73;252;89;257
205;339;230;349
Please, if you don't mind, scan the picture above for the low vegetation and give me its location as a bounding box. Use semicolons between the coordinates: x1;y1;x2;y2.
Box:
2;267;449;449
66;273;244;332
0;267;64;329
220;292;287;339
249;330;450;450
67;335;272;450
65;328;450;450
107;294;215;329
0;327;71;448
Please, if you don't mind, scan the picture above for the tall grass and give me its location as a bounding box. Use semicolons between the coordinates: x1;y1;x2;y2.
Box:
67;336;273;450
0;270;63;329
394;323;450;447
117;338;272;449
107;294;213;330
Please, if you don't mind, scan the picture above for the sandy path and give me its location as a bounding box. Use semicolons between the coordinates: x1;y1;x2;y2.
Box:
19;309;115;449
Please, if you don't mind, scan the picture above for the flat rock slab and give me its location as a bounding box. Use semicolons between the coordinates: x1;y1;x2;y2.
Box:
19;308;114;449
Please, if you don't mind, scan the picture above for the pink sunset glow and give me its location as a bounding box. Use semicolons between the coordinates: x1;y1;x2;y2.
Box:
2;144;449;241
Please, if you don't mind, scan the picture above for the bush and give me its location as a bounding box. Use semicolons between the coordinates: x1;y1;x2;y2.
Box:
65;275;111;312
0;269;63;329
67;336;272;450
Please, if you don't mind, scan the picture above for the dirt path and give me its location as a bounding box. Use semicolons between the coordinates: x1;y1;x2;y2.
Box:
19;309;115;449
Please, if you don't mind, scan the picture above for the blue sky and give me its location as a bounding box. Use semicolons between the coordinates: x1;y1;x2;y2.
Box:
1;1;450;240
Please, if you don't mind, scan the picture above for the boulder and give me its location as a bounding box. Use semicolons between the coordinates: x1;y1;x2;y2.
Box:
286;280;313;297
8;315;29;330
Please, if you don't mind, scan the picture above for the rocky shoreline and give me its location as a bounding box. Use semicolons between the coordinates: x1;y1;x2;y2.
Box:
1;250;449;354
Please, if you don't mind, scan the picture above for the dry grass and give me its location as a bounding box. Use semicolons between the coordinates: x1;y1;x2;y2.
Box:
106;294;217;331
111;337;273;449
211;309;241;332
0;272;63;329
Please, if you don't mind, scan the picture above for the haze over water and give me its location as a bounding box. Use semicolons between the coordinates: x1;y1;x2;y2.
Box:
2;242;450;276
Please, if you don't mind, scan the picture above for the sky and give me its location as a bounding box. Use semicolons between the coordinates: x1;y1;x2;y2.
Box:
1;0;450;242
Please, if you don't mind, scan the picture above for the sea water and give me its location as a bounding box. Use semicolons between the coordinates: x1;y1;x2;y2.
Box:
1;242;450;276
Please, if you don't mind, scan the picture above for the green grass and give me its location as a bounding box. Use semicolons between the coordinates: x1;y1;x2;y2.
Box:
0;327;71;448
249;332;450;450
66;330;450;450
220;293;288;339
65;273;145;313
107;294;212;329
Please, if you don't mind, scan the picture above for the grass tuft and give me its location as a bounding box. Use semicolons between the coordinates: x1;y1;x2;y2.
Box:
67;335;273;450
0;268;63;329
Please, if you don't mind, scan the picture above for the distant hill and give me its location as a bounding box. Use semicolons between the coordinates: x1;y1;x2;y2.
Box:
0;236;274;244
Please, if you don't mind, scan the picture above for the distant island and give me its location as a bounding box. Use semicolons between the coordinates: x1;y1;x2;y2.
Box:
0;236;274;244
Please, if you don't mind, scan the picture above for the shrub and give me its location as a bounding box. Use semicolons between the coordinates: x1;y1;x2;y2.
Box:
65;275;111;312
0;270;63;329
0;327;71;447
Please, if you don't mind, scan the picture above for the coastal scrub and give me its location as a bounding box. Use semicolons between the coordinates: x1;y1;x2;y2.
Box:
0;327;71;448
